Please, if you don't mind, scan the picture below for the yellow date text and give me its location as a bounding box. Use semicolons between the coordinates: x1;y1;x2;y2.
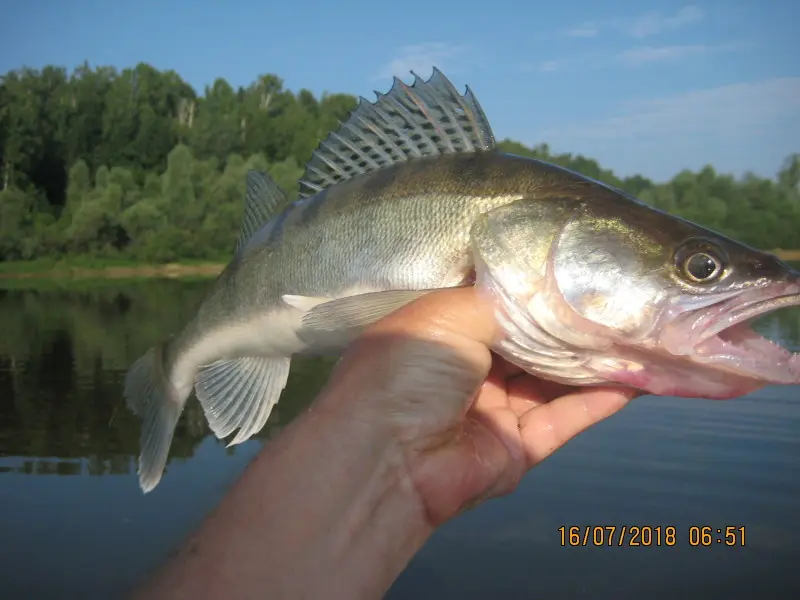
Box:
558;525;747;547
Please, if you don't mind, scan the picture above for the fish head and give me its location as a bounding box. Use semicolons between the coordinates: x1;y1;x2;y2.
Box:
471;194;800;399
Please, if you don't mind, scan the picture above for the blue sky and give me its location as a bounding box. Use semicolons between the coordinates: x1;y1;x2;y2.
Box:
1;0;797;182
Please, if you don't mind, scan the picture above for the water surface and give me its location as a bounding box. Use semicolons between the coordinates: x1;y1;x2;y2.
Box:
1;281;798;599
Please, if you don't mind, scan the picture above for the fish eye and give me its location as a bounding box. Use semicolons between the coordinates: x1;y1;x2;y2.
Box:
673;239;728;285
680;251;724;283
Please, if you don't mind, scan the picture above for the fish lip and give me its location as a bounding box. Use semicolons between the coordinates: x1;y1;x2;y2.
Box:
676;280;800;383
695;281;800;344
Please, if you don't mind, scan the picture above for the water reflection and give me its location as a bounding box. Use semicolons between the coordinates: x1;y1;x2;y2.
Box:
0;281;336;480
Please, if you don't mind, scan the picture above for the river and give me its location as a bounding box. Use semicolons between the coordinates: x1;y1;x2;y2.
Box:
0;280;798;599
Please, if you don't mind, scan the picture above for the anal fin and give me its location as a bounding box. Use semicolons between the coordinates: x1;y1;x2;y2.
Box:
195;356;291;446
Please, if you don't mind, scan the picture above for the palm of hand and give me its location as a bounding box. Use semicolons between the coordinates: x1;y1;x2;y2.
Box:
329;288;634;527
404;357;633;525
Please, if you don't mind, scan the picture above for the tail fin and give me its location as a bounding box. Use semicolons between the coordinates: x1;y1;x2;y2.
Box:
123;345;187;493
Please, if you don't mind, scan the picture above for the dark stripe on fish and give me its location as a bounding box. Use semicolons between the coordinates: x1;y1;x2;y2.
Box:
296;188;329;228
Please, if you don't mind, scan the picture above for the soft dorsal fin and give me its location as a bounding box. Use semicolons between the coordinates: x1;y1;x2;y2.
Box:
236;170;288;253
297;67;496;198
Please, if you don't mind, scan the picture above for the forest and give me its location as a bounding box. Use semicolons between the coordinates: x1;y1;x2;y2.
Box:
1;61;799;264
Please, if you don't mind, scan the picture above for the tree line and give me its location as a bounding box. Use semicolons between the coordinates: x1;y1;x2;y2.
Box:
1;62;799;263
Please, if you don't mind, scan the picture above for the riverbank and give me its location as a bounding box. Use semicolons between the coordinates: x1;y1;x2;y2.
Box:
0;260;224;280
776;249;800;261
2;249;799;280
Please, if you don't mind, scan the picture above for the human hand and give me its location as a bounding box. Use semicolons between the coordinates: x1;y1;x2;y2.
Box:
317;286;637;527
137;286;637;600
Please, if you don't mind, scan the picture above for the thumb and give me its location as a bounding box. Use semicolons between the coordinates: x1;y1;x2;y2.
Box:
363;287;499;349
321;287;499;436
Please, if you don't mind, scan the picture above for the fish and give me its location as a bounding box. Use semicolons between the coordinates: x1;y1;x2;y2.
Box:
124;67;800;493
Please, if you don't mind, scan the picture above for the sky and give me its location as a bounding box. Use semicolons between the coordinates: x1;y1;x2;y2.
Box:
1;0;797;182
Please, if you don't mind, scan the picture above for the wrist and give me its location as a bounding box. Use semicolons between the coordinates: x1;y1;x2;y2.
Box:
275;388;434;598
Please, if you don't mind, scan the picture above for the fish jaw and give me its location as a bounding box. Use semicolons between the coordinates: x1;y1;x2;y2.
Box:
656;280;800;387
587;279;800;399
590;349;771;399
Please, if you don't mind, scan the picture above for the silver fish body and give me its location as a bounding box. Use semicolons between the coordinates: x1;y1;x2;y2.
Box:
181;151;603;358
124;69;800;493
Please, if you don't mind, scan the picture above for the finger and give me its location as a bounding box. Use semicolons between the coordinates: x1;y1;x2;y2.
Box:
343;288;498;409
333;288;498;422
468;394;527;498
506;375;547;414
529;378;581;402
505;375;582;415
366;287;498;348
474;360;511;411
518;388;635;467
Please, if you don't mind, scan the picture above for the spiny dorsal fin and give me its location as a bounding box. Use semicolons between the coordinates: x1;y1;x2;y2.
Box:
297;67;496;198
236;170;288;253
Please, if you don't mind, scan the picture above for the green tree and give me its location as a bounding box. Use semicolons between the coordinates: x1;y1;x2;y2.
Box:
0;62;797;264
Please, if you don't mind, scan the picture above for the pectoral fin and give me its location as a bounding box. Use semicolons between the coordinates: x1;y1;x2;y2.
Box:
286;289;434;348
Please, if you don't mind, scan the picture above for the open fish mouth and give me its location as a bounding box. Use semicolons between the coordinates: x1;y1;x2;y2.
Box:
674;282;800;384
